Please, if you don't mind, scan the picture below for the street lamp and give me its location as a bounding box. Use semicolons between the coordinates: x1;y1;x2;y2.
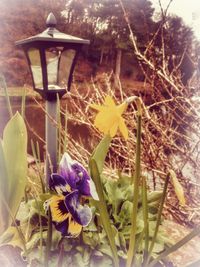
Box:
16;13;90;184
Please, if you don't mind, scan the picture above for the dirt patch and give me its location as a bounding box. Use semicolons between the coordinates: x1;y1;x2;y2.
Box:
161;220;200;267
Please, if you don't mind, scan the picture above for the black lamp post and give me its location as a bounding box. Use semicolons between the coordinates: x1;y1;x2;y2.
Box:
16;13;89;184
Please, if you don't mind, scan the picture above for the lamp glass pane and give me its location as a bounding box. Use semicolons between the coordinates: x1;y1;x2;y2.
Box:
46;47;61;90
28;48;43;88
58;49;76;89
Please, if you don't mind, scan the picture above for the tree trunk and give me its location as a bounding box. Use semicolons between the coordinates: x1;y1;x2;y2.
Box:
114;49;122;87
99;47;104;65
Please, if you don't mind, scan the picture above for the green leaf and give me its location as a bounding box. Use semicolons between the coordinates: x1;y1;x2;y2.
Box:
82;231;100;247
26;231;47;252
2;112;27;223
147;191;163;204
91;135;112;173
146;173;170;266
0;226;24;250
89;159;119;267
0;140;9;233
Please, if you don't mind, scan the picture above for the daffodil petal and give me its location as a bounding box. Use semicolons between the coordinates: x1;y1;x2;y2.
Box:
119;118;128;140
94;112;110;134
91;95;129;139
109;121;119;137
90;103;105;111
104;95;116;107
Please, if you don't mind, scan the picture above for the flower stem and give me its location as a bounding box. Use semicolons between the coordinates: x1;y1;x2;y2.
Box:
145;173;170;266
126;111;142;267
44;209;52;267
142;176;149;265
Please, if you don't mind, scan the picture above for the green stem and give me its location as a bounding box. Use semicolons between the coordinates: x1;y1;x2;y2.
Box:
145;173;170;266
44;209;52;267
31;140;45;193
142;176;149;265
21;87;26;119
126;113;142;267
33;194;43;261
0;74;13;118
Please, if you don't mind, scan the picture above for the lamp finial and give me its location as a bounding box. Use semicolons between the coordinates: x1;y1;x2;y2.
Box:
46;12;57;28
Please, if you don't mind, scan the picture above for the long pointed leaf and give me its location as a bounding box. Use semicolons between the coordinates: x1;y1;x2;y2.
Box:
0;140;9;233
0;74;13;118
91;135;112;173
3;112;27;222
89;159;119;267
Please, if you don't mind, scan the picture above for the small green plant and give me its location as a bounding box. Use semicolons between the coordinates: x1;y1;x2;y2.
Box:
1;92;200;267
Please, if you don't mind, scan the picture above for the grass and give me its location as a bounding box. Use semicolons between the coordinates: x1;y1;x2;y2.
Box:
0;86;39;97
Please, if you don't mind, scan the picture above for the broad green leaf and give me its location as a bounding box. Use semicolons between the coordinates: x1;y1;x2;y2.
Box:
98;243;113;258
91;135;111;173
82;231;100;248
0;226;24;250
0;140;9;233
26;231;47;252
169;170;186;206
3;112;27;223
146;191;163;204
118;201;132;222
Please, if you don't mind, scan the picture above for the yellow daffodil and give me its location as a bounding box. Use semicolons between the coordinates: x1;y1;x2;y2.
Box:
90;95;128;140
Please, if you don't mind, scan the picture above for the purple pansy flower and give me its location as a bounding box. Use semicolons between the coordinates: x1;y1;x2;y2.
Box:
59;153;98;199
45;153;98;237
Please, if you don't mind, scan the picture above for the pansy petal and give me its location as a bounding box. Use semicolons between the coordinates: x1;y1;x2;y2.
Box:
119;118;128;140
48;195;70;223
49;174;71;194
68;216;83;237
104;95;116;107
64;191;92;227
59;153;77;188
54;214;82;237
71;162;92;196
89;179;99;201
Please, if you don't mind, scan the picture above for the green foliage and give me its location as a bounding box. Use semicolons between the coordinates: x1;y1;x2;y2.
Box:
0;112;27;233
90;134;112;174
89;159;119;267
